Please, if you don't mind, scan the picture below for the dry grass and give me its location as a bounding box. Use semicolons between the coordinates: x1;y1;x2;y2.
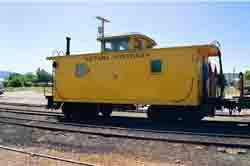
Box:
79;153;170;166
225;86;240;97
5;87;45;93
0;147;177;166
1;145;249;166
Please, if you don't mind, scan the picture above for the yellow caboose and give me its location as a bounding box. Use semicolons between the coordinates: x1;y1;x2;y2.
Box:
47;32;224;121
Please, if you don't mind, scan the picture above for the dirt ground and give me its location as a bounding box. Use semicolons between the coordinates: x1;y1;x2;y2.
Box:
0;90;47;105
0;124;250;166
0;89;250;165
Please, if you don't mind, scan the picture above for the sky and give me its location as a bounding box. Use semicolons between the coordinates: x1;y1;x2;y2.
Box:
0;2;249;73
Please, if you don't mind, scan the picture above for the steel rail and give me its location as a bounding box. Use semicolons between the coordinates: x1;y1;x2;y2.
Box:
0;102;45;107
1;102;250;117
0;108;62;117
0;145;97;166
0;110;250;139
1;104;250;127
1;115;250;149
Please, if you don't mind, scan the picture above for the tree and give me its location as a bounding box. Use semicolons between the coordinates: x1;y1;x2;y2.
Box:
6;73;25;87
23;72;37;87
217;73;227;87
3;68;52;87
245;70;250;80
24;72;37;82
36;68;52;83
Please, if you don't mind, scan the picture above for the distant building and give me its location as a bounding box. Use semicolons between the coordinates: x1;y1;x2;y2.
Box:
224;73;239;85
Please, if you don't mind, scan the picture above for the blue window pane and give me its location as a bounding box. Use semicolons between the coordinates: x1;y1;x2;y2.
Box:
151;60;162;73
104;37;128;51
75;64;86;77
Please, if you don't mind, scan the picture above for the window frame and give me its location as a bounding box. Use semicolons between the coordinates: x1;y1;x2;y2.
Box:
104;37;129;52
150;59;162;74
75;63;86;77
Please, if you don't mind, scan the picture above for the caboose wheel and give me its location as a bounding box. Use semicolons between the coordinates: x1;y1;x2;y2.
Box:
100;109;112;118
62;103;99;120
99;104;113;118
147;109;157;120
62;103;82;121
80;103;99;119
101;110;112;118
62;103;73;120
181;113;204;124
147;109;178;123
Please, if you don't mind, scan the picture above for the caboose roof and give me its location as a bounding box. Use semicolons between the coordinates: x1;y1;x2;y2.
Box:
96;32;157;48
47;44;221;60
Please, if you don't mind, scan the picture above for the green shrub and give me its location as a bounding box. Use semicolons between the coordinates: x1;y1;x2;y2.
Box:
7;76;24;87
24;81;33;87
245;70;250;81
4;68;52;88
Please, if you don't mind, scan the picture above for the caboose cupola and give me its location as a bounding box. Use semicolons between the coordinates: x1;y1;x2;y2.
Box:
97;32;157;52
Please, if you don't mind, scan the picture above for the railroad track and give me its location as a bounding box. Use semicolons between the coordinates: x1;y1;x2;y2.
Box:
1;102;250;128
0;106;250;149
0;107;62;117
0;102;45;108
0;102;61;116
1;101;250;117
0;102;250;129
1;111;250;139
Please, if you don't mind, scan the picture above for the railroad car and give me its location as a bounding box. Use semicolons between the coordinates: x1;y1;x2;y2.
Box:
46;32;225;121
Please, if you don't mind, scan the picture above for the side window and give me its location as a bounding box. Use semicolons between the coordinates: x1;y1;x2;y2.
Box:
75;64;86;77
119;40;128;51
151;59;162;73
134;39;143;50
104;38;128;51
105;42;112;51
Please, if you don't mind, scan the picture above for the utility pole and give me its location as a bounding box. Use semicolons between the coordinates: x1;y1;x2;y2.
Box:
96;16;110;52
